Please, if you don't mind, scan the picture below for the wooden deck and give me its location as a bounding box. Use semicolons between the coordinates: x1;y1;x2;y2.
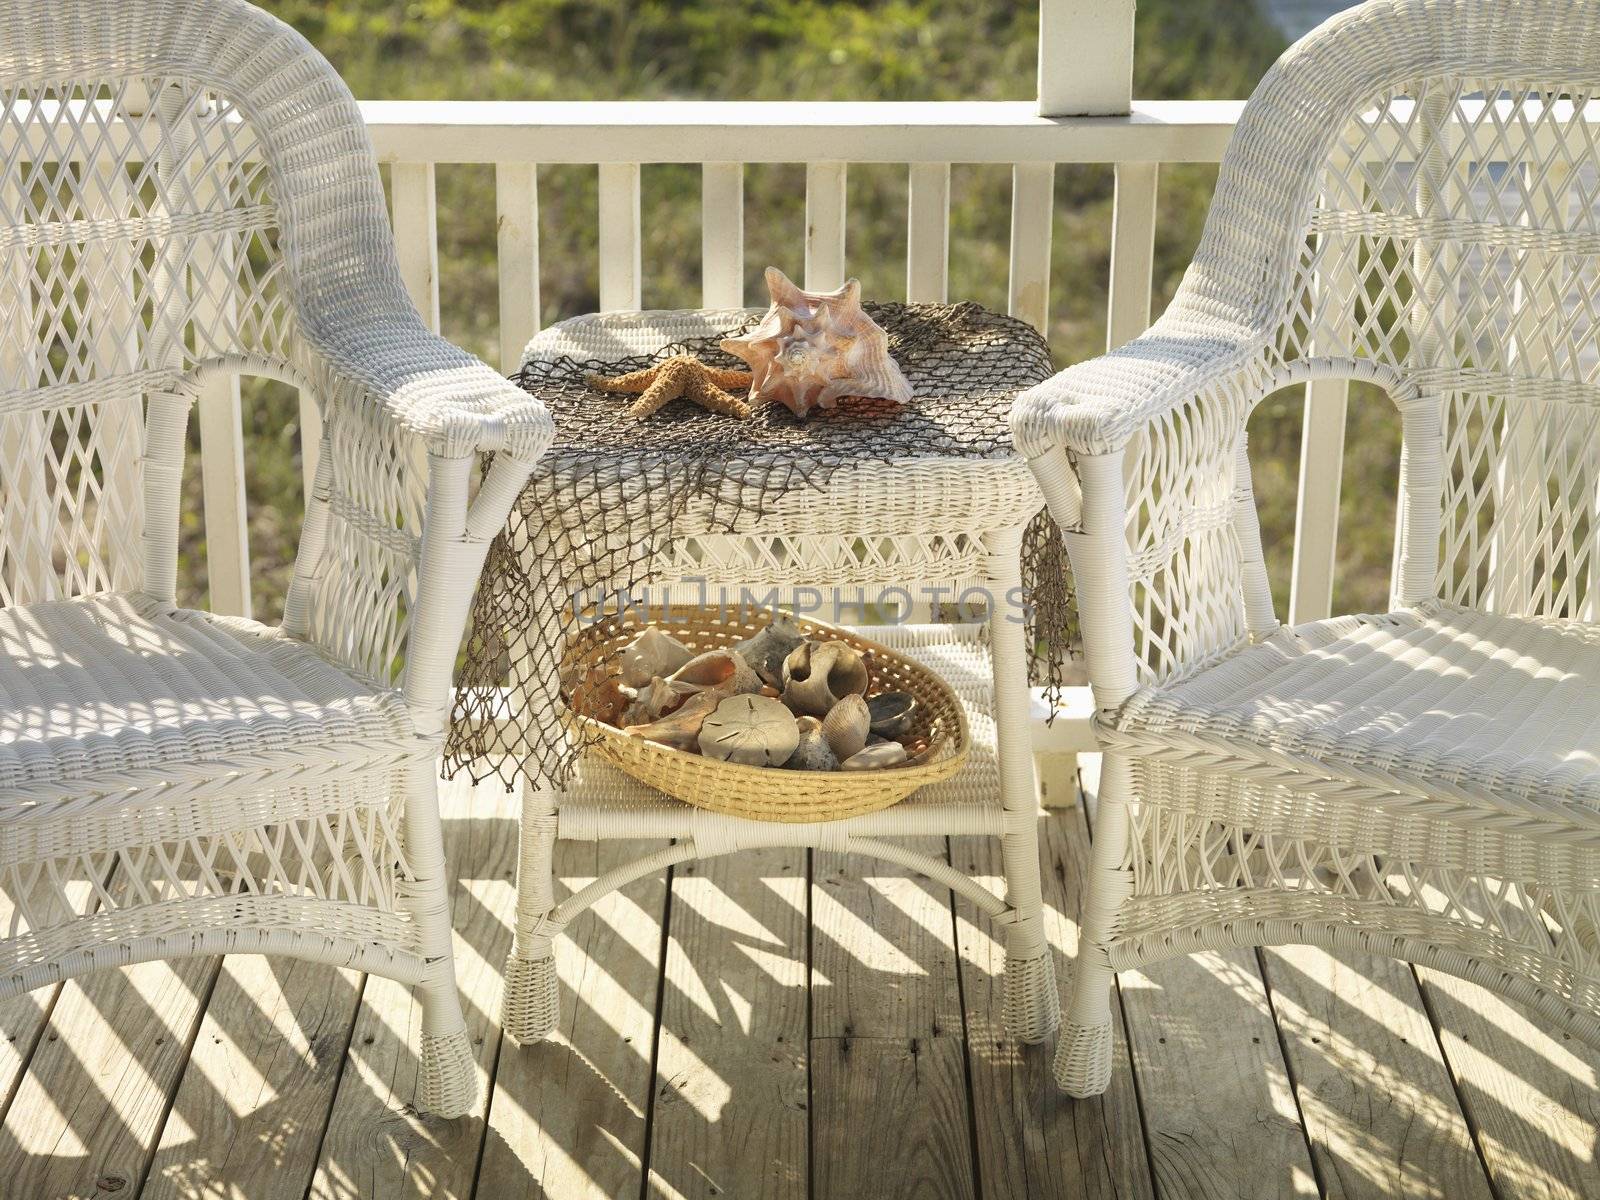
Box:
1;757;1596;1200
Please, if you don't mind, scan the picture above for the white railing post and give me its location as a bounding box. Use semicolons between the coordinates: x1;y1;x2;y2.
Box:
495;162;541;373
1038;0;1134;116
1289;157;1358;625
190;166;251;618
804;161;847;291
906;162;951;303
1106;161;1157;351
1008;163;1055;334
391;162;440;332
297;391;322;507
598;162;642;311
702;162;744;308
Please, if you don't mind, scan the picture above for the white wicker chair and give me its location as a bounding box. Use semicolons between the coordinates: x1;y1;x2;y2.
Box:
0;0;551;1116
497;309;1061;1052
1015;0;1600;1097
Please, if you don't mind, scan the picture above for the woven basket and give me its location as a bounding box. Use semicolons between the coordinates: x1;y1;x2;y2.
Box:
561;608;970;822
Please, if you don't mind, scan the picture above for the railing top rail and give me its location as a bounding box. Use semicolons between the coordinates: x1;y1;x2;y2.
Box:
356;99;1246;164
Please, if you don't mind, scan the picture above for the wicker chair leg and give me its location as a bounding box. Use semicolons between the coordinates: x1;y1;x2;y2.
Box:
1053;1013;1115;1098
416;978;478;1118
395;762;479;1116
503;795;561;1045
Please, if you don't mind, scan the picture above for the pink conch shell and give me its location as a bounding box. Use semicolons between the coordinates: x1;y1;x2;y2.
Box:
622;690;725;752
720;267;914;418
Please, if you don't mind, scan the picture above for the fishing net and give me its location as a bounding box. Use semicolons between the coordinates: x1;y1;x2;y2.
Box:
445;301;1077;789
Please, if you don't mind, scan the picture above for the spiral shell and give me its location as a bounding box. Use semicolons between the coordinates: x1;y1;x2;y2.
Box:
781;640;869;716
620;627;694;688
720;268;913;418
668;649;762;698
730;614;807;686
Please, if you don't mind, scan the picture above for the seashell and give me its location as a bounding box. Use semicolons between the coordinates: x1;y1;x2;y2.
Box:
730;613;807;686
569;664;629;727
720;267;914;419
866;691;918;739
840;742;909;771
781;639;870;716
619;676;680;727
620;627;694;688
699;694;800;767
785;715;839;772
623;690;725;752
668;649;762;698
821;694;870;763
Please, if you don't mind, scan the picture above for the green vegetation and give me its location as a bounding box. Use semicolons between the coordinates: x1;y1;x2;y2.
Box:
213;1;1398;625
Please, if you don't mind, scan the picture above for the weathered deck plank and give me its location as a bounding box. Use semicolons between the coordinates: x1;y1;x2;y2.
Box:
952;807;1155;1200
2;955;218;1199
810;839;976;1200
475;837;670;1199
1260;946;1495;1200
1420;967;1600;1200
141;954;362;1200
645;846;809;1200
2;761;1595;1199
0;881;74;1124
307;774;520;1200
1080;757;1321;1200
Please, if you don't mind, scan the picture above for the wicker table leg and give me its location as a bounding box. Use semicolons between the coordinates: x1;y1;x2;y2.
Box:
502;790;562;1044
988;527;1061;1044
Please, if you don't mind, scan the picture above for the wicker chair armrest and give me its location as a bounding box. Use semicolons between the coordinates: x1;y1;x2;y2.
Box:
1009;316;1269;461
306;319;554;464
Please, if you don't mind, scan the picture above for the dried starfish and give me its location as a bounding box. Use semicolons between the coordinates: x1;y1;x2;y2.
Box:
587;354;754;420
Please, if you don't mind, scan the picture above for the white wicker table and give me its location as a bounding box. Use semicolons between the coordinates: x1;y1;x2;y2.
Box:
493;307;1064;1050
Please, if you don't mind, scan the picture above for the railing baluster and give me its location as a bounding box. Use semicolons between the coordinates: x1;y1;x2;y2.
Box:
598;162;642;311
701;162;744;308
190;165;251;617
196;379;251;617
804;161;847;291
1106;161;1157;351
298;391;323;505
496;162;541;373
1289;156;1357;625
1008;162;1055;334
906;162;950;303
391;162;440;332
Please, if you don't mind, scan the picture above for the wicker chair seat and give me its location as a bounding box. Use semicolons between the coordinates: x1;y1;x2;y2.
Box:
1109;602;1600;822
0;593;419;800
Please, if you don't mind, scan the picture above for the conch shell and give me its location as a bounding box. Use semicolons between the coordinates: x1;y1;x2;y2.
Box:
668;649;762;699
730;614;807;687
720;267;913;418
623;690;724;752
619;675;680;727
781;639;870;716
698;694;800;767
620;627;695;688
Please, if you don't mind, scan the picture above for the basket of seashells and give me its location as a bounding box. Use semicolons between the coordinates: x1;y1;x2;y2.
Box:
560;607;970;822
